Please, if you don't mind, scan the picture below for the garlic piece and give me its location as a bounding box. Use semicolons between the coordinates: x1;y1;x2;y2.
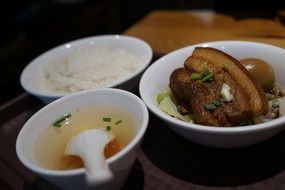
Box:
221;83;233;102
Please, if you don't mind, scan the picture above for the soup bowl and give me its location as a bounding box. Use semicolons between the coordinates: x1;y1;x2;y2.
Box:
139;40;285;148
20;35;153;104
16;88;149;190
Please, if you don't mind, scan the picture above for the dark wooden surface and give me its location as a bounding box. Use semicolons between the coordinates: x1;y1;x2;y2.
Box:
3;9;285;190
2;92;285;190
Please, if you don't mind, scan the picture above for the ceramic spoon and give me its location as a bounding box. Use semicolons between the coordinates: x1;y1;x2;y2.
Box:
65;128;115;186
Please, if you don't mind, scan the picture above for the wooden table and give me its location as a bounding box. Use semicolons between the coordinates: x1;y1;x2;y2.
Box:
124;10;285;56
2;10;285;190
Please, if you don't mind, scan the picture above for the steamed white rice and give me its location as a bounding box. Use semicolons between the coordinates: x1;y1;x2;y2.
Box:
42;47;144;94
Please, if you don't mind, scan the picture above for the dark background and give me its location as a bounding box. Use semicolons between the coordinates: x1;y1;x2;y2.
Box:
1;0;285;104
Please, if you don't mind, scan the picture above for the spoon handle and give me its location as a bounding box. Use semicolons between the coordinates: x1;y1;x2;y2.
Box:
84;150;114;186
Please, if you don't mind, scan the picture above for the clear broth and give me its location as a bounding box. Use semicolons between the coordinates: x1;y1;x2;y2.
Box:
35;105;136;170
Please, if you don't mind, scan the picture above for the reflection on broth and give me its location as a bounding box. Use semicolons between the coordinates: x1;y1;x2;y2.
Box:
35;105;136;170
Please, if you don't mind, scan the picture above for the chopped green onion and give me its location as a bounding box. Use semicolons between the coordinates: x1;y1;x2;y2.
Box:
213;99;222;106
115;120;122;125
204;103;217;111
190;73;201;80
53;113;71;128
106;126;111;131
201;73;214;82
103;117;111;122
201;71;210;77
190;70;214;82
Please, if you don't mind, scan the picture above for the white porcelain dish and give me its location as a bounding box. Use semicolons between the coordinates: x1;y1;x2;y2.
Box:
16;88;149;190
20;35;153;103
139;41;285;148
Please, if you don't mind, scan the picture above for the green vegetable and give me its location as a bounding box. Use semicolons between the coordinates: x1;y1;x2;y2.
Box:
53;113;71;128
156;92;170;104
204;103;217;111
213;99;222;106
201;73;214;82
200;70;207;77
158;96;192;122
190;73;201;80
204;99;222;112
183;114;194;122
115;120;122;125
190;71;214;82
103;117;111;122
106;126;112;131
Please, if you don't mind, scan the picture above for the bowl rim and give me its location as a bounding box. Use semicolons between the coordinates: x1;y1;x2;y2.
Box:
16;88;149;176
20;34;153;99
139;40;285;134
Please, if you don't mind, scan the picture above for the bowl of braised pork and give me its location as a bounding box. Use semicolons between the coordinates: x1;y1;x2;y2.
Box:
139;41;285;148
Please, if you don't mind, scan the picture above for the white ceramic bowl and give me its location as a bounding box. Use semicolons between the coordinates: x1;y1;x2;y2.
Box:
20;35;153;103
16;88;149;190
139;41;285;149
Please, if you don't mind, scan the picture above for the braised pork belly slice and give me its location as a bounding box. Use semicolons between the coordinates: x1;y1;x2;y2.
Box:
191;47;268;117
169;47;268;127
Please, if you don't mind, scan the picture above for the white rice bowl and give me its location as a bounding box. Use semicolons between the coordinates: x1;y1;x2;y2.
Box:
43;47;144;94
20;35;153;103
